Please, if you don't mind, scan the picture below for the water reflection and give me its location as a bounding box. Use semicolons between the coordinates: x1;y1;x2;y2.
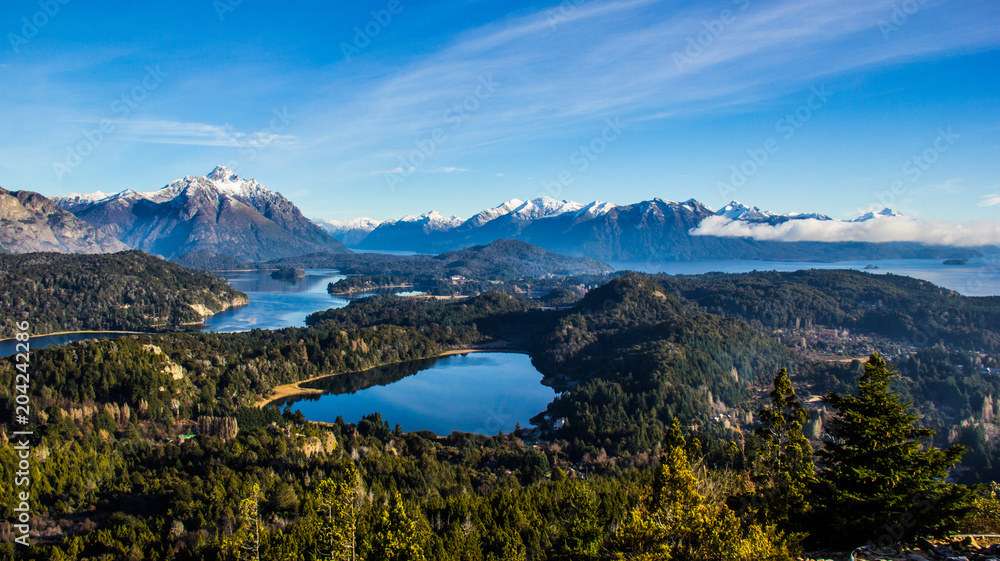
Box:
203;269;350;332
278;352;556;435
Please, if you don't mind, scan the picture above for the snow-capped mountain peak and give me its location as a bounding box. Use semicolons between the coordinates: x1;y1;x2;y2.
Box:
61;191;110;204
51;191;113;212
716;200;774;221
852;208;904;222
574;200;617;219
318;217;383;232
510;197;584;221
393;210;462;232
466;198;525;227
207;165;236;182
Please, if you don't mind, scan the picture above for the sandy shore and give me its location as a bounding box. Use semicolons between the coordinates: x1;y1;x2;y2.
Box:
255;346;524;408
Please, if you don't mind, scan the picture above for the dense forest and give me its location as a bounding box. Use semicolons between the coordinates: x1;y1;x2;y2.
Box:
660;269;1000;353
0;251;247;336
3;267;1000;558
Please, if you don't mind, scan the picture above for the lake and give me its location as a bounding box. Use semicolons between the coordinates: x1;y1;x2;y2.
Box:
278;352;556;435
203;269;351;332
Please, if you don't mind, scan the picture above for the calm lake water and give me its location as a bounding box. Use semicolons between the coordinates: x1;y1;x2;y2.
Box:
279;352;556;435
610;256;1000;297
203;269;350;332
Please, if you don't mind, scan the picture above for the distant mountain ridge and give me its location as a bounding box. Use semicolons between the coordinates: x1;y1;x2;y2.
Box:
54;166;350;262
0;186;128;254
318;196;977;261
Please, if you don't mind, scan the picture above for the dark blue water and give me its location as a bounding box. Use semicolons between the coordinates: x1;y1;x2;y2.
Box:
203;269;350;332
281;352;556;435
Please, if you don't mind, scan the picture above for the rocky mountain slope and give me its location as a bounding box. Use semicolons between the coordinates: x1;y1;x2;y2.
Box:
0;187;128;254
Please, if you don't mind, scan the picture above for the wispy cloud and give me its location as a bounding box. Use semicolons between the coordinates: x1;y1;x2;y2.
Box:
121;120;295;148
307;0;1000;162
370;165;467;175
427;166;468;173
979;194;1000;207
691;215;1000;247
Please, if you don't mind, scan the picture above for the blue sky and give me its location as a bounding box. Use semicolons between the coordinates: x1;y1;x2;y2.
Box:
1;0;998;224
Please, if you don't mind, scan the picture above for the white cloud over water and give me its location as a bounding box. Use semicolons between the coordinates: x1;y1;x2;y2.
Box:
690;215;1000;247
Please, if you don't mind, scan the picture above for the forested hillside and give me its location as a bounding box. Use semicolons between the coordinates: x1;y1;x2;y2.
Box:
661;269;1000;352
0;251;248;336
270;239;613;279
3;270;1000;558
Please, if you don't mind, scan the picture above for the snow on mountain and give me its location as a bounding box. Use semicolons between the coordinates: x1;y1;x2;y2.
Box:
852;208;905;222
573;201;617;220
55;191;111;205
394;211;463;232
52;166;348;261
317;217;383;234
716;200;775;222
509;197;584;221
52;191;113;212
784;211;832;221
466;198;525;227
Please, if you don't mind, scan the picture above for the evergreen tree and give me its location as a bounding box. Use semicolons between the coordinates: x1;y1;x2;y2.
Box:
318;463;365;561
815;354;972;545
236;483;261;561
369;491;426;561
607;436;791;560
753;368;815;526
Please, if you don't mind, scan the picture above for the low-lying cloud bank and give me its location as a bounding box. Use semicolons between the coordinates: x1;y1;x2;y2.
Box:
690;216;1000;248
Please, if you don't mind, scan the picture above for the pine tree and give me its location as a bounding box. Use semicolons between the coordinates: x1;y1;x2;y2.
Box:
369;491;426;561
236;483;261;561
318;463;365;561
607;433;791;560
816;354;972;545
753;368;815;526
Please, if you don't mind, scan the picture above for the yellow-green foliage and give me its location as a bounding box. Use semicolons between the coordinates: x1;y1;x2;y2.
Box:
960;482;1000;534
608;435;792;561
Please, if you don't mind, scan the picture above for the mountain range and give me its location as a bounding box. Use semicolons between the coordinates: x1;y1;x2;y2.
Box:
53;167;349;262
0;166;979;263
0;186;128;254
316;196;973;262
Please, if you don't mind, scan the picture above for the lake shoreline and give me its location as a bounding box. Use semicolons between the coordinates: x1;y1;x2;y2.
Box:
255;345;527;408
0;329;155;343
